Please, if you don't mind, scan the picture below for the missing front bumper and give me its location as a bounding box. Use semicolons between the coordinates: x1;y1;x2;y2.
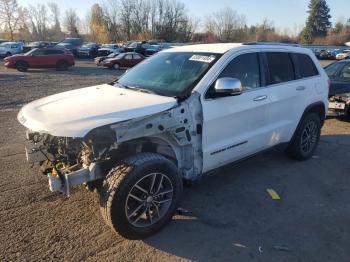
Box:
48;163;101;196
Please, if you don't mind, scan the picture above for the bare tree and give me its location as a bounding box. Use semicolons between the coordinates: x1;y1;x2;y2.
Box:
28;4;48;40
0;0;22;40
204;7;246;42
64;9;80;37
47;2;63;40
102;0;122;42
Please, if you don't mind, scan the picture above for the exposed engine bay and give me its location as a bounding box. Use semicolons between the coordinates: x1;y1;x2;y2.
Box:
24;93;204;195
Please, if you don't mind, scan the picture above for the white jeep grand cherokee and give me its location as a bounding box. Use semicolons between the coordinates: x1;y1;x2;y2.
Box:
18;43;329;239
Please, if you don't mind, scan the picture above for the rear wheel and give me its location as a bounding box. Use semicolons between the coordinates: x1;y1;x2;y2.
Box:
15;61;28;72
56;60;69;71
287;112;321;160
99;153;183;239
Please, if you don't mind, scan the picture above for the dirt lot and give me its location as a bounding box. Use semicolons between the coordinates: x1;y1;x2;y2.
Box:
1;59;350;261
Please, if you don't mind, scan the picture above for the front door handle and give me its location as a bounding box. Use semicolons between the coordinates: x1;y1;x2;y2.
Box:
296;86;306;91
253;95;267;101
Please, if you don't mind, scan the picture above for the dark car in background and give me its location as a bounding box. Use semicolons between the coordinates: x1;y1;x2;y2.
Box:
23;41;54;53
144;43;172;56
77;42;100;58
4;48;75;72
324;60;350;116
57;38;83;56
94;52;120;66
100;52;144;69
0;39;9;44
124;41;151;56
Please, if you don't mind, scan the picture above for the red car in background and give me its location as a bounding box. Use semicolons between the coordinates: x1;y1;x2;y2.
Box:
101;52;144;70
4;48;75;72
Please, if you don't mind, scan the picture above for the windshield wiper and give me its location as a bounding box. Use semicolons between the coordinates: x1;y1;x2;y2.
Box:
124;85;157;95
114;81;169;96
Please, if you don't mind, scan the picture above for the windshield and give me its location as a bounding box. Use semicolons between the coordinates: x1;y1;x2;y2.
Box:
102;44;116;48
117;52;220;97
28;42;40;47
25;48;38;55
62;38;82;46
82;43;94;48
57;43;71;48
107;53;118;57
325;62;346;78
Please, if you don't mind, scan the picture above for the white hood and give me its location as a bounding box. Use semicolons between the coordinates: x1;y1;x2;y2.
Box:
18;84;177;137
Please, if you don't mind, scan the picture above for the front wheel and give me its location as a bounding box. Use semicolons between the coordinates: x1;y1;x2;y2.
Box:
113;63;120;70
15;61;28;72
99;153;183;239
286;112;321;160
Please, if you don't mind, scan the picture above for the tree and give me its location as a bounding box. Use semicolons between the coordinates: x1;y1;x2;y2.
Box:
301;0;331;44
48;2;63;40
0;0;22;40
204;7;247;42
28;4;48;40
64;9;80;37
89;4;108;43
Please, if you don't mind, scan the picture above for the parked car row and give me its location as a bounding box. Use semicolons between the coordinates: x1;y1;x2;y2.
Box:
311;48;350;60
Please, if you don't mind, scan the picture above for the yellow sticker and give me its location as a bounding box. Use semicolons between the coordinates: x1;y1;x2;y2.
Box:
267;188;281;200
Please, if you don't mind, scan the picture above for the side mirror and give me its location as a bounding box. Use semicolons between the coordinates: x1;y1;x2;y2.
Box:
214;77;243;95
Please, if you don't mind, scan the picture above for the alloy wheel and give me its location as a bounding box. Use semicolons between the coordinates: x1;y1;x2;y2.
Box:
125;173;173;228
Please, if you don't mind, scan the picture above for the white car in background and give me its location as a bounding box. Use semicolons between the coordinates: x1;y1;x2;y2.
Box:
0;42;24;57
97;44;124;56
335;49;350;60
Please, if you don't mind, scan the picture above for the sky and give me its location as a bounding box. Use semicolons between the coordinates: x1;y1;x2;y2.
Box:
18;0;349;33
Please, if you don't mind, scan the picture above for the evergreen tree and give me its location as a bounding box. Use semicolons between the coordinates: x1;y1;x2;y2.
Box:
301;0;331;43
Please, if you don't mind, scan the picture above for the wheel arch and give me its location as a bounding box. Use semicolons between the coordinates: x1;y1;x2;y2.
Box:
302;101;326;127
290;101;326;144
117;136;180;167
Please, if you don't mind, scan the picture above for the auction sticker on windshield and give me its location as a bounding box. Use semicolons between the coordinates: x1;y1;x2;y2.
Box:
189;55;216;63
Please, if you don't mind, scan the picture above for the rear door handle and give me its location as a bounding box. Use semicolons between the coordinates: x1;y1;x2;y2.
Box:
253;95;267;101
296;86;306;91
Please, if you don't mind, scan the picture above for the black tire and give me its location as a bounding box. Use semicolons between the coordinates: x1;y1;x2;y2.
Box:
286;112;321;160
56;60;68;71
15;61;28;72
5;52;11;57
99;153;183;239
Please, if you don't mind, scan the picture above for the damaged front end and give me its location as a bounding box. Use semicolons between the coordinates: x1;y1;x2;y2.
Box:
25;128;115;195
22;92;204;196
328;93;350;116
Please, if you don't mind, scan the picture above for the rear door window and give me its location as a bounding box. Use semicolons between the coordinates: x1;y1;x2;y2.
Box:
266;52;295;84
124;54;133;60
294;53;319;78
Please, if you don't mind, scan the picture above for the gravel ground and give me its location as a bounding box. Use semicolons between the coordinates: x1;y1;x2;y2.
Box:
1;59;350;262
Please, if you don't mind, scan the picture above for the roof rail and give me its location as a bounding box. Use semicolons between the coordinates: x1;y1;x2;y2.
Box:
243;42;301;47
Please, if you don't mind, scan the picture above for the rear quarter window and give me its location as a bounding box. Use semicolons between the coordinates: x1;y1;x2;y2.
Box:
294;53;319;78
